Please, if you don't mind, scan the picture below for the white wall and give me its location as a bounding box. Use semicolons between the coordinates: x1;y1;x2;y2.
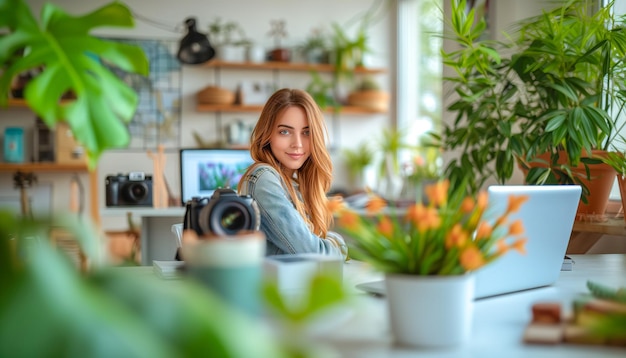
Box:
0;0;394;230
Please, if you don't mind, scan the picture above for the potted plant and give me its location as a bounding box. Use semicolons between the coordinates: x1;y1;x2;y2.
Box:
601;148;626;222
438;0;626;219
329;179;528;347
305;70;340;111
327;0;389;103
298;27;330;64
330;21;369;81
207;17;249;62
267;19;290;62
346;76;389;112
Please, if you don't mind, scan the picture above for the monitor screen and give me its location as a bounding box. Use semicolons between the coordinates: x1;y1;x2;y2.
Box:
179;148;254;206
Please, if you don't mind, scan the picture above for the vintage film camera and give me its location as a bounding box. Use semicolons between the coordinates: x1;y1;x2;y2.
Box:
105;172;153;207
184;188;260;236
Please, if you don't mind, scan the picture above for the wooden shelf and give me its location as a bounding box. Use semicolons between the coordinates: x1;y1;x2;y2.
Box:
0;162;88;173
203;60;386;74
4;98;72;108
196;103;386;114
567;217;626;254
5;98;30;107
572;217;626;236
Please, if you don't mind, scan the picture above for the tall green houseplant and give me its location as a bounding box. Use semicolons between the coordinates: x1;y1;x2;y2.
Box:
438;0;626;195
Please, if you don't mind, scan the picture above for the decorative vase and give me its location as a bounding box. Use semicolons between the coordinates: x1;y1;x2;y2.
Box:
270;48;290;62
378;153;403;201
384;273;475;348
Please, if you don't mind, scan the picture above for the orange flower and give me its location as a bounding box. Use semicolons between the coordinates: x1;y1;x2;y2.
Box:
445;223;468;248
327;196;345;214
460;245;485;271
377;216;394;238
496;239;509;255
475;221;493;240
507;195;529;214
332;178;530;275
476;191;488;211
511;238;527;255
494;215;507;228
508;219;524;236
461;196;474;213
406;203;426;226
338;210;359;228
425;180;449;207
365;195;387;215
418;207;442;232
414;155;425;166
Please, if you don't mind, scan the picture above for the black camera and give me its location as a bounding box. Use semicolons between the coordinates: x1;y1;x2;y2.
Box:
105;172;153;207
184;188;260;236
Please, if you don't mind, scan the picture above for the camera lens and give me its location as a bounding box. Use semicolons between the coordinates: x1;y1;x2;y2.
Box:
219;206;247;231
124;182;149;202
210;201;251;235
199;200;253;236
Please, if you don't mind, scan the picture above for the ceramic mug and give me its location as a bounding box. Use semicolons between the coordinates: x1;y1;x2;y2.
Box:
181;231;266;316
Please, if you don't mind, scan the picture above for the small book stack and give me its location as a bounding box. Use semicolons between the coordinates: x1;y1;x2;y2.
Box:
153;260;184;280
561;256;574;271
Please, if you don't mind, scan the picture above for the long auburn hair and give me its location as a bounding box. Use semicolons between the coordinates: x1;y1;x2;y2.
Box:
244;88;333;237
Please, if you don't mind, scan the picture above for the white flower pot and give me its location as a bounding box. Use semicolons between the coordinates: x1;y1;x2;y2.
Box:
247;45;266;63
218;44;246;62
385;273;475;348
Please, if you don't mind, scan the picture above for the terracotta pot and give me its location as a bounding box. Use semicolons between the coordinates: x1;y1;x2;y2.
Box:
269;48;290;62
520;150;616;222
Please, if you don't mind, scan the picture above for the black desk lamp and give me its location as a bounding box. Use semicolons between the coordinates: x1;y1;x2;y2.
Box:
177;17;215;65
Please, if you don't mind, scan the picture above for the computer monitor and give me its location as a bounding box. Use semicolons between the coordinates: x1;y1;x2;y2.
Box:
179;148;254;206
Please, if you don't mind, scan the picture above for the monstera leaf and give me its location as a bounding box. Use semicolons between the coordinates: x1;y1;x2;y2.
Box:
0;0;149;168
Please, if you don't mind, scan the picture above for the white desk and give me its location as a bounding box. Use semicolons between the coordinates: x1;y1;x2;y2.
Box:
127;254;626;357
325;254;626;357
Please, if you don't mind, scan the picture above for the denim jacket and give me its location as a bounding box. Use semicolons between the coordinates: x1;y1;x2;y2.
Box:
238;164;347;259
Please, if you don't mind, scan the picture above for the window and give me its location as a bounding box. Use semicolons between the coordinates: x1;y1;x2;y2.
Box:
396;0;443;168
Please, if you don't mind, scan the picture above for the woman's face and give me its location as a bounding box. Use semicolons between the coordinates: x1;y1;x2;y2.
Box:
269;106;311;175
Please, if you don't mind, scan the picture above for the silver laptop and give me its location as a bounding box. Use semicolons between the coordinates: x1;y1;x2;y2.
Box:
355;185;581;300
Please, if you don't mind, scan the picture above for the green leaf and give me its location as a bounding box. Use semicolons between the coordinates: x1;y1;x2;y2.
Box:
262;273;346;324
0;0;149;168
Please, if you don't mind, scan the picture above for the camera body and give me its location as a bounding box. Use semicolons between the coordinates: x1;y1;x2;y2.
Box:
105;172;154;207
184;188;260;236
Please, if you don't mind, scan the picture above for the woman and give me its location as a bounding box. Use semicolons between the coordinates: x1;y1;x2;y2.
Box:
238;88;347;259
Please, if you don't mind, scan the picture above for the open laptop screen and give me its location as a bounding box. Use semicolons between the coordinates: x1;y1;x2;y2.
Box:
179;148;253;206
